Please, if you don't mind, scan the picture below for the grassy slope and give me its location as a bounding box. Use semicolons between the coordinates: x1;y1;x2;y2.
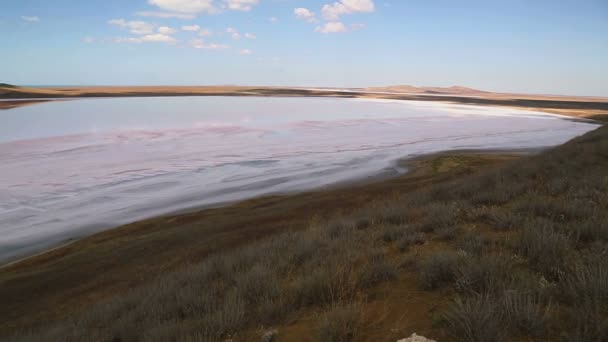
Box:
3;125;607;341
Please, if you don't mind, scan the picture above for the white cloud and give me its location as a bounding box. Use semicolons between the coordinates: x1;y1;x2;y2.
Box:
190;38;229;50
21;16;40;22
113;33;177;44
239;49;253;55
269;17;278;23
114;37;144;43
199;29;213;37
223;0;259;11
148;0;216;14
158;26;178;34
294;8;317;23
182;24;200;31
350;22;366;31
83;37;96;43
244;32;256;39
321;0;375;21
109;19;155;35
141;33;177;42
136;11;195;19
315;21;348;33
226;27;241;40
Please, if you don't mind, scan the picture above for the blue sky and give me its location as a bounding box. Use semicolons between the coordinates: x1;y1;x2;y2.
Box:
1;0;607;96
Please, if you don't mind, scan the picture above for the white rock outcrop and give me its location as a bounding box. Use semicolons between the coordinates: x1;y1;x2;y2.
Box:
397;333;437;342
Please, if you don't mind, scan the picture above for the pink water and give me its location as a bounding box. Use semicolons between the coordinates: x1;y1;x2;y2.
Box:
0;97;599;263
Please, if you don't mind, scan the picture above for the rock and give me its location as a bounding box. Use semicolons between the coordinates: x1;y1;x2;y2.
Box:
397;332;437;342
261;329;278;342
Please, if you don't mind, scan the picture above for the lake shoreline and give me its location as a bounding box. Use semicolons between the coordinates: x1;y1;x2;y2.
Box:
0;147;537;269
2;86;607;121
0;147;526;335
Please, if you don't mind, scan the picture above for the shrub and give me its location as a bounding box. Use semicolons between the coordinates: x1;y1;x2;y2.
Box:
457;232;488;257
560;261;608;305
381;224;406;242
291;268;333;307
419;202;459;232
435;225;461;241
454;255;512;294
315;304;362;342
418;251;461;290
502;291;550;336
358;254;397;288
377;203;409;225
397;231;425;252
442;294;506;342
563;215;608;243
516;221;570;280
476;207;523;231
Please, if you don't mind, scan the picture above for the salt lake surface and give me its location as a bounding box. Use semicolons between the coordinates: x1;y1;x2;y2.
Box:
0;97;599;263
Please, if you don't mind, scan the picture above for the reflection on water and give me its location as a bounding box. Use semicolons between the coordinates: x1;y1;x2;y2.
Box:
0;97;599;263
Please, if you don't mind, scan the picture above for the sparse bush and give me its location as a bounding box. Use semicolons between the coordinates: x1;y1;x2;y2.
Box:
419;202;459;232
502;291;550;336
377;204;409;225
381;224;406;242
315;303;362;342
457;231;488;256
476;207;523;230
418;251;461;290
291;268;333;307
358;254;397;288
515;195;593;223
442;294;506;342
516;221;570;279
454;255;512;294
435;225;461;241
397;231;425;252
563;214;608;243
560;261;608;305
561;300;608;342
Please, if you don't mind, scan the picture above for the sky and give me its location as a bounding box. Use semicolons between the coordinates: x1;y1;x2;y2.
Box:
1;0;607;96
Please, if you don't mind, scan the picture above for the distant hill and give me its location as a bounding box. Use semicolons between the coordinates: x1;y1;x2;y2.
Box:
366;84;489;95
0;83;18;88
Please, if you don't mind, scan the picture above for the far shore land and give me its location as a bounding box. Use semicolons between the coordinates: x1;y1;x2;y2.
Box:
1;84;608;121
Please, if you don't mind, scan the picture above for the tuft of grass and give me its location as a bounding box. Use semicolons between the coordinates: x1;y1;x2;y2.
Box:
397;231;426;252
442;294;506;342
457;231;488;257
419;202;461;232
358;254;397;288
381;224;406;242
475;206;523;230
418;251;461;290
315;303;362;342
516;221;570;280
454;255;512;295
435;225;461;241
502;291;550;337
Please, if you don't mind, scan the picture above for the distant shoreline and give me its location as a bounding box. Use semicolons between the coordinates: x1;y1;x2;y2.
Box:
1;85;608;121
